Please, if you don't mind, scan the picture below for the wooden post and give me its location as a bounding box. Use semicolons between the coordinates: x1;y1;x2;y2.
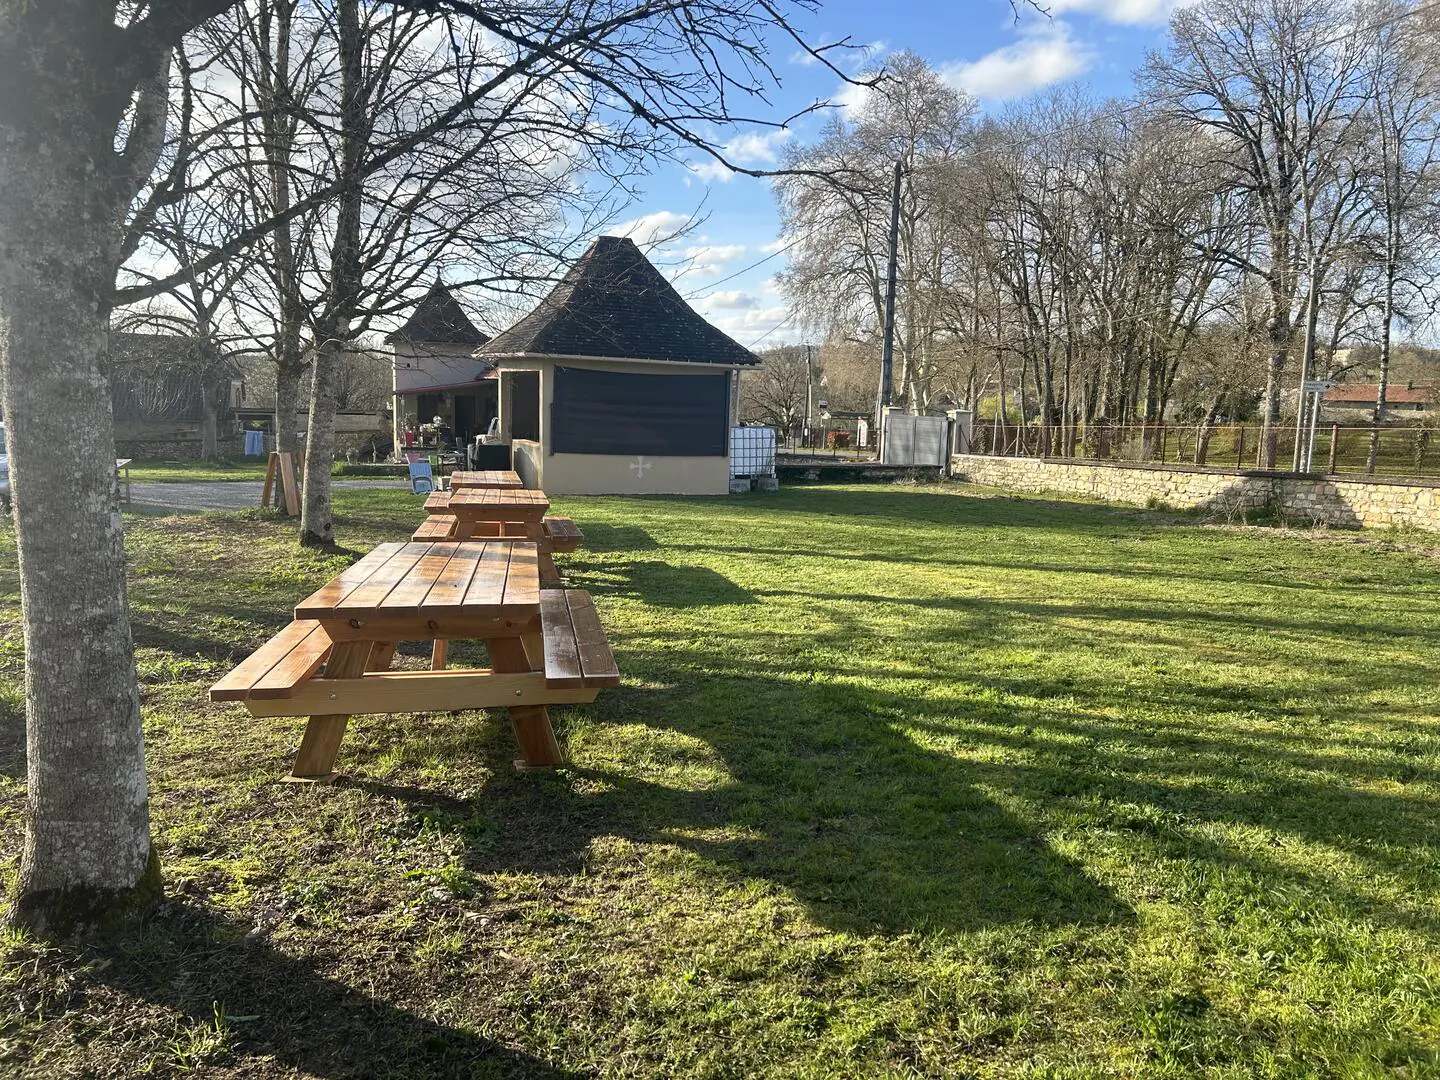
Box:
1236;426;1246;468
1327;424;1339;474
261;451;302;516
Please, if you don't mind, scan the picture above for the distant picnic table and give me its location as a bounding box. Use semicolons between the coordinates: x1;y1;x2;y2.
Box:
447;469;523;490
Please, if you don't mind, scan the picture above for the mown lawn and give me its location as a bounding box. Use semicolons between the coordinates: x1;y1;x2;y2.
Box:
2;483;1439;1078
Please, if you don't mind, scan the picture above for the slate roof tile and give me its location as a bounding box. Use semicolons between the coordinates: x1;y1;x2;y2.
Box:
476;235;759;366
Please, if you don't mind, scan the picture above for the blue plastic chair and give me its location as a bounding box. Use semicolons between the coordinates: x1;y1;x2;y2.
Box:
408;460;435;495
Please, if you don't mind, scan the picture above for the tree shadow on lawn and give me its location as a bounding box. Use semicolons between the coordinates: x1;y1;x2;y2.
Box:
582;560;757;607
352;665;1134;939
37;901;582;1080
341;618;1440;944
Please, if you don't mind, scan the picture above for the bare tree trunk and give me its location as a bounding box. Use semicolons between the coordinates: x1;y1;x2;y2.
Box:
201;383;220;460
274;355;304;456
0;17;158;929
1259;299;1291;469
300;0;364;547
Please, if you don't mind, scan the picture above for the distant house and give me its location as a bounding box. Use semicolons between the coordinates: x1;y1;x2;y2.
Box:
110;332;241;457
387;280;494;450
1322;382;1433;417
474;235;760;495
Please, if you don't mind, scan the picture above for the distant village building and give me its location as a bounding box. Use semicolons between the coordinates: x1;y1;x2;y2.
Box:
109;332;242;458
474;235;760;495
1322;382;1433;418
387;279;494;451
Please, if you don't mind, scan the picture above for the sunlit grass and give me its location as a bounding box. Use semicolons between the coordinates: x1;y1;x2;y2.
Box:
1;483;1438;1077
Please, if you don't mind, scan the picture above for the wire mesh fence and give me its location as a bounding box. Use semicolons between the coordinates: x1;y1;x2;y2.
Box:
964;422;1440;479
775;419;875;461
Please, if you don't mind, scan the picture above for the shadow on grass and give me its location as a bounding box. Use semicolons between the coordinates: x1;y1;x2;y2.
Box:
586;561;757;607
45;902;581;1079
573;523;660;553
354;664;1132;938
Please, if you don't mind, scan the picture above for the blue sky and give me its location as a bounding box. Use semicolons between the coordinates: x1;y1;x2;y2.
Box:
616;0;1183;347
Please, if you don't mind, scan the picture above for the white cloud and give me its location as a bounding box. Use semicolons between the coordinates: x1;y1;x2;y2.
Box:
687;158;734;183
835;78;874;118
1044;0;1180;24
696;300;796;345
725;129;793;165
703;290;760;310
686;129;793;184
941;23;1093;101
613;210;694;247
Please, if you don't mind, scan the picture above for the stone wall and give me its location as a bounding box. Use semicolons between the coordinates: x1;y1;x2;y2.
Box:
950;454;1440;531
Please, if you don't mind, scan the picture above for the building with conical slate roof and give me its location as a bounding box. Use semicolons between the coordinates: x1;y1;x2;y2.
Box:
387;279;495;453
475;235;760;494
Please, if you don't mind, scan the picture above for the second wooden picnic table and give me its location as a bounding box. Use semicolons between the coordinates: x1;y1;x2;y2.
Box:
423;486;562;582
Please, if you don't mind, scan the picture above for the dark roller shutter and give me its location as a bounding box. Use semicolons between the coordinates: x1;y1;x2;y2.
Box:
551;367;729;456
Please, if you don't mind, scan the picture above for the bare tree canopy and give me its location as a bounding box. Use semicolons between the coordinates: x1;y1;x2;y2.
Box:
775;1;1440;467
0;0;856;934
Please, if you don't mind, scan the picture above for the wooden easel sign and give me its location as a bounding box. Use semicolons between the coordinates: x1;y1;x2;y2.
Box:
261;451;302;516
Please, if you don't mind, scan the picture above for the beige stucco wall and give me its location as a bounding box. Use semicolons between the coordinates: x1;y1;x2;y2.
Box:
392;341;493;448
951;453;1440;531
498;355;738;495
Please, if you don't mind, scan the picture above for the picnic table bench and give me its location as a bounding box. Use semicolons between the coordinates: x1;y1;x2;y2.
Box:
413;512;584;554
210;540;617;779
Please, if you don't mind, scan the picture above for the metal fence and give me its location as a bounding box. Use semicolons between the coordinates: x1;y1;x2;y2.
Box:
965;422;1440;479
776;419;875;461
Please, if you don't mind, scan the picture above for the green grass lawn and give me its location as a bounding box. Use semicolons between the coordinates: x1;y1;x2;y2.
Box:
2;483;1439;1077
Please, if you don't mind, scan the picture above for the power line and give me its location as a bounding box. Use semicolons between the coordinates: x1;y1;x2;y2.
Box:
681;236;804;300
747;310;797;348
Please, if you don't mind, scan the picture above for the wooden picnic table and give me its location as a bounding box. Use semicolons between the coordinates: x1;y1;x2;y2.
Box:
448;469;523;490
424;487;560;582
210;539;616;779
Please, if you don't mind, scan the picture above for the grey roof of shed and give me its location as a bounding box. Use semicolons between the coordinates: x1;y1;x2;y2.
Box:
385;280;490;346
475;235;759;366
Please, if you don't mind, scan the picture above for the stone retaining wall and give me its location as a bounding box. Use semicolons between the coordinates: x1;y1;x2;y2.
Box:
950;454;1440;531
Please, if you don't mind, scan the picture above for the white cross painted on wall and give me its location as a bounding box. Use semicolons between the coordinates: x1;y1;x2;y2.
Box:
630;456;652;478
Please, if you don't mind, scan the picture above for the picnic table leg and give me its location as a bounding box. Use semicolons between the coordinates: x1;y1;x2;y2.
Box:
529;523;562;586
290;640;374;782
488;636;562;767
430;639;448;670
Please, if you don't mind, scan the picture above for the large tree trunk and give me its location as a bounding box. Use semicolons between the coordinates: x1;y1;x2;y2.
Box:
0;8;159;930
300;340;343;546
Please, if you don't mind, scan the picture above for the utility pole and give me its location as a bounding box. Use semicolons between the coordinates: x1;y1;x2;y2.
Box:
804;342;815;446
876;158;903;459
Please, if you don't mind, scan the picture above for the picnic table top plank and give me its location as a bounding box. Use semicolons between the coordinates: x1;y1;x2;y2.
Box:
449;469;523;490
422;543;484;610
379;542;459;613
426;488;550;516
460;542;516;611
334;545;430;612
293;542;409;613
296;541;542;622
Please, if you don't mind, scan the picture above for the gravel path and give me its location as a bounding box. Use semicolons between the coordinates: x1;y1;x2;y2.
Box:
126;479;409;513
